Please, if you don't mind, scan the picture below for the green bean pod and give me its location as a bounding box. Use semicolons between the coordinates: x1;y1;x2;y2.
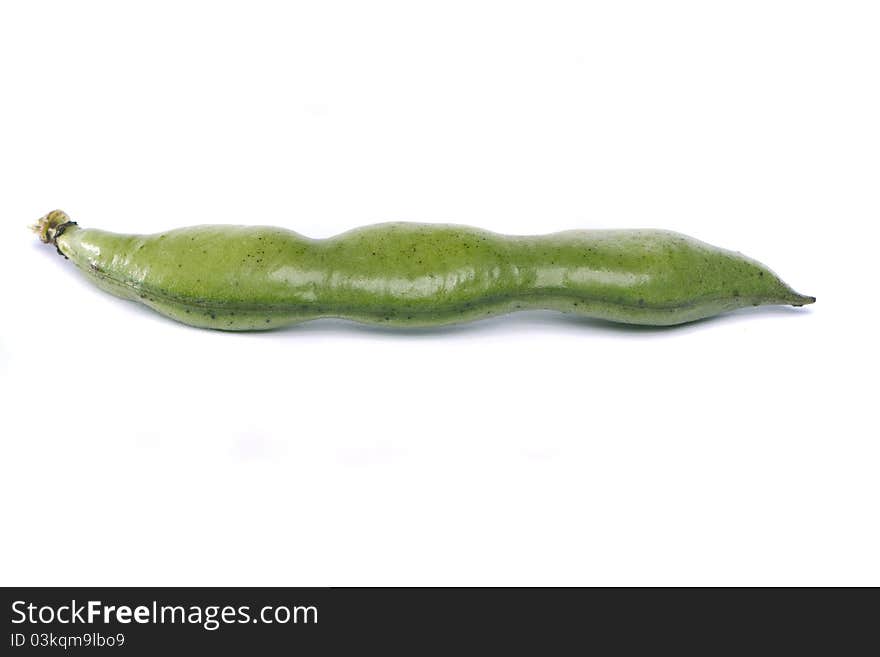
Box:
33;210;813;330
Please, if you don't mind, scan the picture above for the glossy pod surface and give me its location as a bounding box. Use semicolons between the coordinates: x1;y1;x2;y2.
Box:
34;210;814;330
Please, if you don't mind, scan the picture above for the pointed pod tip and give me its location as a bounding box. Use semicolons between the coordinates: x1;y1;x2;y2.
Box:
791;294;816;307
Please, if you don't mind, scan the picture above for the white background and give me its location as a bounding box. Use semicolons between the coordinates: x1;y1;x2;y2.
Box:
1;1;877;586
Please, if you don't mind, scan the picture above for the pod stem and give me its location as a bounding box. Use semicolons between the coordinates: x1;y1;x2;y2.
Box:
31;210;78;255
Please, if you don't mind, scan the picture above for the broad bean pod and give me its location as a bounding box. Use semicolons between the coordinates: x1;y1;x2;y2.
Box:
33;210;814;330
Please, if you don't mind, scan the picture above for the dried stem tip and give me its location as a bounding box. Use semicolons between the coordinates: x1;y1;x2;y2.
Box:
31;210;73;245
